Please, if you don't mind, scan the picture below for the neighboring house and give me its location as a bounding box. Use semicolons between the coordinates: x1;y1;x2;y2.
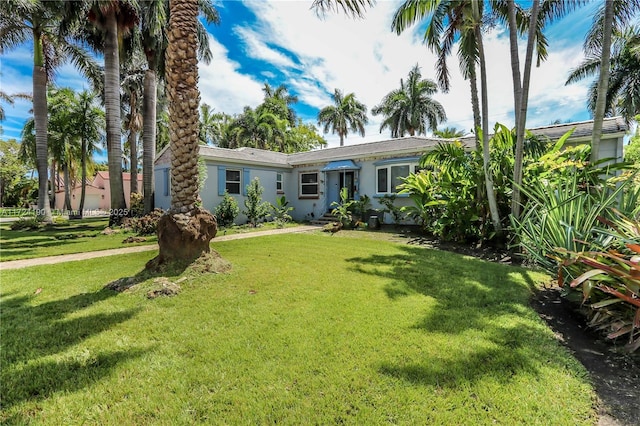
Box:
154;117;627;224
54;171;143;211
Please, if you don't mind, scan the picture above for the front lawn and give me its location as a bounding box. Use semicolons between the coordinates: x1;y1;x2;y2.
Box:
0;218;298;261
0;233;595;424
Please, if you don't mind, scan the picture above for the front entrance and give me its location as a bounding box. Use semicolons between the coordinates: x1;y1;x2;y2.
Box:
326;170;356;210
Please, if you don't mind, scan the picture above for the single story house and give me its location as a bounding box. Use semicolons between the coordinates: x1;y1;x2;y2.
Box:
154;117;627;224
54;171;143;212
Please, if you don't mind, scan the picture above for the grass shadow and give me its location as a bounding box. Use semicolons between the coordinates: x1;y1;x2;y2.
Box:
347;245;570;389
0;287;146;409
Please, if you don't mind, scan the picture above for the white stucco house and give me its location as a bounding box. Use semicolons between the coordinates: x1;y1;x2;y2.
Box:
154;117;627;224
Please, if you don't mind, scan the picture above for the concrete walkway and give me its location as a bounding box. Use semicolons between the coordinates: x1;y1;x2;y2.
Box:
0;225;321;271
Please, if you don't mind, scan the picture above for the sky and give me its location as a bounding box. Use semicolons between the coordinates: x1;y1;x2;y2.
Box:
0;0;611;149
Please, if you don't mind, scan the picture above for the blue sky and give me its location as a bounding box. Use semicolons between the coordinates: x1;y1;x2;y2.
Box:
0;0;610;149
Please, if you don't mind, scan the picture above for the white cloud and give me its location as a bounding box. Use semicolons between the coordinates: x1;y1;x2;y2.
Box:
198;35;264;115
234;26;298;70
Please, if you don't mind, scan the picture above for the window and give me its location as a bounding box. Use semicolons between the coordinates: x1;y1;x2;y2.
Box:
299;172;319;197
163;168;170;196
226;169;241;194
375;163;417;194
276;173;283;193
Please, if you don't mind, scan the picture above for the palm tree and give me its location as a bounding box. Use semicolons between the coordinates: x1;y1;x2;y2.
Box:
393;0;481;149
317;89;368;146
372;64;446;137
121;51;145;196
567;25;640;123
583;0;640;161
433;127;464;138
311;0;374;18
150;0;217;267
138;0;219;214
0;0;101;223
260;83;298;125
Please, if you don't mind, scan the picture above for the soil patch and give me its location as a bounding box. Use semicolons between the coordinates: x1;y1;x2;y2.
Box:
396;229;640;426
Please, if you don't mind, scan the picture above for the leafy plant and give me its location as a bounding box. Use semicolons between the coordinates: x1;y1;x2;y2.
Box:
128;209;164;236
243;178;270;227
330;187;355;226
557;212;640;352
129;192;144;218
270;195;294;228
215;191;240;227
379;194;404;225
10;217;42;231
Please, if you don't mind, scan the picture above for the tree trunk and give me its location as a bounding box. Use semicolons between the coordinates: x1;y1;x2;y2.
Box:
79;137;86;218
469;66;481;151
339;132;344;147
33;59;53;223
143;69;156;214
63;163;72;212
104;11;127;225
49;161;56;209
591;0;614;163
148;0;217;269
129;128;138;195
510;0;540;220
473;2;502;233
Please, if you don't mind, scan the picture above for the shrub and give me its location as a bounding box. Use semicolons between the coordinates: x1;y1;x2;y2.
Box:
243;178;270;227
128;209;164;236
331;187;354;227
129;192;144;217
10;217;42;231
215;191;240;227
379;194;404;225
270;195;294;228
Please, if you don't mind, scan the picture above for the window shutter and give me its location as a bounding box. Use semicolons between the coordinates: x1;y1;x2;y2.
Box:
243;168;251;196
217;166;226;196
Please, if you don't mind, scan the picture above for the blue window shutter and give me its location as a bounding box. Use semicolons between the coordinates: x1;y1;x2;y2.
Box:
217;166;226;195
243;168;250;195
163;168;169;196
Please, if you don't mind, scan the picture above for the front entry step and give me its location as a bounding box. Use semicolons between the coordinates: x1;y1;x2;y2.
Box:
310;212;337;225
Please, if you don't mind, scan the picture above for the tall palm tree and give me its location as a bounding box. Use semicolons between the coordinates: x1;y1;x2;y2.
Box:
150;0;217;267
0;0;101;223
138;0;219;214
121;51;145;196
584;0;640;161
567;25;640;123
260;83;298;125
393;0;481;149
317;89;368;146
311;0;374;18
372;64;446;137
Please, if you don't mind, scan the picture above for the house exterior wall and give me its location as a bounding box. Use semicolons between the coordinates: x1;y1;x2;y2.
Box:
153;119;627;226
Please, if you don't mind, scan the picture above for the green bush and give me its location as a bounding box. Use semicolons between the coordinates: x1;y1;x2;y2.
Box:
215;191;240;227
129;192;144;217
270;195;294;228
243;178;270;227
10;217;42;231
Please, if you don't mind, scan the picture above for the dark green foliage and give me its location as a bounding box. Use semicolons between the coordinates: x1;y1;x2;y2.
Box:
215;191;240;227
243;178;270;227
331;187;354;226
379;194;404;225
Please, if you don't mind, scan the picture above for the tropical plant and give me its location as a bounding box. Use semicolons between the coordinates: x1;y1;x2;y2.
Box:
331;187;355;226
372;64;446;137
260;83;298;125
0;0;101;223
317;89;368;146
243;178;270;227
379;194;404;225
214;191;240;227
270;195;294;227
556;211;640;352
311;0;374;18
121;50;145;196
433;127;464;138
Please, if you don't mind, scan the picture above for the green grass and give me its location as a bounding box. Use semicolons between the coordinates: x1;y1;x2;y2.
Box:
0;219;298;262
0;233;595;424
0;218;156;261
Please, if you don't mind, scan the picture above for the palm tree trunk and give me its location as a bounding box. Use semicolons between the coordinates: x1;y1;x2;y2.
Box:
49;161;56;209
148;0;217;269
473;2;502;233
33;59;53;223
104;11;127;224
469;66;481;151
79;137;86;218
511;0;540;219
143;69;156;214
339;133;344;147
591;0;614;163
63;163;72;212
129;129;138;195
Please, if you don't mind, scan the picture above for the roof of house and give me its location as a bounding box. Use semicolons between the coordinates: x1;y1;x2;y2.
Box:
155;117;628;167
95;171;144;181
